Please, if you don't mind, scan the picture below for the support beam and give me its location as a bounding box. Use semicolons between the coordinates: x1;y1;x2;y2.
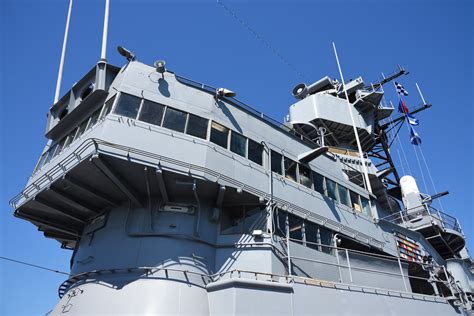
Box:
92;156;143;207
34;196;86;224
155;167;169;204
63;175;119;207
42;230;77;241
15;211;80;237
49;187;98;215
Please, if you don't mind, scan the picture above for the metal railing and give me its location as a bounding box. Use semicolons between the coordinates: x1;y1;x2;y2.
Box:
284;237;454;294
380;205;463;235
10;137;383;251
56;238;452;303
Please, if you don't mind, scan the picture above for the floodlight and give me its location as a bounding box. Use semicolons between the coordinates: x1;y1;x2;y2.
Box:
154;60;166;74
117;46;136;61
216;88;236;99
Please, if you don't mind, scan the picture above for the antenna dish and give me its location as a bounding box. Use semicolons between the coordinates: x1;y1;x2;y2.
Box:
117;46;135;61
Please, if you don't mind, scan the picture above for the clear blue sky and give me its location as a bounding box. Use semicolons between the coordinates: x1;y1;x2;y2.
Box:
1;0;472;314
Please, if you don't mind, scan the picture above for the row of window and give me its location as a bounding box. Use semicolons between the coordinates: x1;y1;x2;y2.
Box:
36;92;371;219
113;93;371;218
274;209;334;254
112;93;266;166
34;96;115;173
270;150;371;216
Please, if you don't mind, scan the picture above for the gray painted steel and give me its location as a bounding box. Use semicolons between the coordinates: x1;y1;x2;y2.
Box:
10;60;474;315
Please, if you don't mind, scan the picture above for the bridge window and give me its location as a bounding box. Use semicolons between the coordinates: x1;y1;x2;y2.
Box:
299;164;312;189
247;139;263;165
87;108;101;130
138;100;165;126
220;206;264;235
288;213;303;240
326;178;338;201
230;132;247;157
100;96;115;118
271;151;283;175
312;172;325;195
338;185;350;207
53;137;67;158
75;119;88;139
274;209;287;237
361;196;371;217
350;190;361;212
62;129;75;149
186;114;208;139
114;93;141;119
163;107;187;132
210;122;229;148
284;157;297;182
319;226;333;254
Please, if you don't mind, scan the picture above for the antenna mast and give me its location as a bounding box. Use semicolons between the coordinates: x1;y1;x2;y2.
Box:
332;42;373;195
100;0;110;61
54;0;73;104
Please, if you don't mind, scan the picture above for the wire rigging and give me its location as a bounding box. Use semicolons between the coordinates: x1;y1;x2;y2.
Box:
216;0;307;80
418;145;445;211
0;256;70;276
405;121;429;194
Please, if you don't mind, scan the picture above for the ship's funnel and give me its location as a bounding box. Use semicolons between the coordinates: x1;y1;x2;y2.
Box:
400;175;424;214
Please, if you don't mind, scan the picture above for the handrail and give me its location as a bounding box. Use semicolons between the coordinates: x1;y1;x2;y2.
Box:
379;205;463;235
10;137;383;250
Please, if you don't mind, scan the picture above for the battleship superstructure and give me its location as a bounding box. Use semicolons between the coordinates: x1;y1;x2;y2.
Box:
9;49;474;315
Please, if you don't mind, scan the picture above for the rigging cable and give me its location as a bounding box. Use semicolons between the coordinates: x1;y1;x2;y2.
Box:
387;113;412;176
216;0;307;81
406;121;430;194
0;256;69;276
418;145;445;211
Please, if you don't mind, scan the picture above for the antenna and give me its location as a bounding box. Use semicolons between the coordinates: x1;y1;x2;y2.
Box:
415;83;427;104
332;42;373;195
54;0;73;104
100;0;110;62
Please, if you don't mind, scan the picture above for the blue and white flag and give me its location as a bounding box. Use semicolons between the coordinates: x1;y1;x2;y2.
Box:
409;125;422;145
398;99;419;125
406;113;419;126
395;82;409;96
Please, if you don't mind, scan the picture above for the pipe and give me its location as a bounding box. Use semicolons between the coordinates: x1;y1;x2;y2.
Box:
54;0;73;104
332;42;373;196
100;0;110;61
192;180;201;237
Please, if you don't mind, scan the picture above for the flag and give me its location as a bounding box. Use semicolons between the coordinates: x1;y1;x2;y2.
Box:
398;99;409;114
409;125;422;145
399;99;419;125
406;113;419;126
395;82;409;96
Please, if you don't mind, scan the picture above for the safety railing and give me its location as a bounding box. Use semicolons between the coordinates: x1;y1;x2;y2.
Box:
57;238;453;303
283;237;455;299
10;137;382;252
380;205;463;235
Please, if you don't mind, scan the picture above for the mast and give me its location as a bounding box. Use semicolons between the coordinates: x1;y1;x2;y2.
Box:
100;0;110;62
332;42;373;195
53;0;73;104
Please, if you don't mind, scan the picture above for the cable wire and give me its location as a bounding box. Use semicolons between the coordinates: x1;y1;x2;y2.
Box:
418;145;445;211
216;0;307;80
0;256;70;276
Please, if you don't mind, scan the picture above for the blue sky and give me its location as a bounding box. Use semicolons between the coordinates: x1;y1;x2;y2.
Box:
1;0;472;314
